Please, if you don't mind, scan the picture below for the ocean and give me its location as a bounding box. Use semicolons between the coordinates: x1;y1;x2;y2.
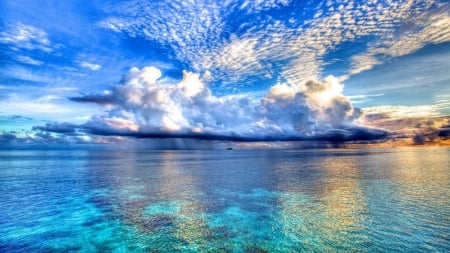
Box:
0;147;449;252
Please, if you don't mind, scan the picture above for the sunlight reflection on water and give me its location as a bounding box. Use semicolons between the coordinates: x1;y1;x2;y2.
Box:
0;147;449;252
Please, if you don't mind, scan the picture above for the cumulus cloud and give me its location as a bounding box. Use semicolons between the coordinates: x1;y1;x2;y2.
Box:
69;66;387;142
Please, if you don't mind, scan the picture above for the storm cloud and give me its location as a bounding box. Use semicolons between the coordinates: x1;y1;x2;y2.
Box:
32;122;78;134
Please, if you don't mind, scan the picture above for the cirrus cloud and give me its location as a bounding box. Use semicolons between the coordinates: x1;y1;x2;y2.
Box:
0;22;53;52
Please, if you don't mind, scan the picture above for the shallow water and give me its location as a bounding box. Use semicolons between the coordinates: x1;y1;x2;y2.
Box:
0;147;449;252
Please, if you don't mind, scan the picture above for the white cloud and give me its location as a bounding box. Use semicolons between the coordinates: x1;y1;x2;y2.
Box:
80;62;102;71
240;0;292;13
96;0;448;88
347;93;384;104
72;66;375;141
0;23;54;52
98;0;224;64
37;95;63;103
16;55;44;66
363;105;442;119
345;3;450;77
435;94;450;112
385;15;450;57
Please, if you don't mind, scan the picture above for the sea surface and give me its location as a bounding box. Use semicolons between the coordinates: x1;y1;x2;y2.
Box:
0;147;449;252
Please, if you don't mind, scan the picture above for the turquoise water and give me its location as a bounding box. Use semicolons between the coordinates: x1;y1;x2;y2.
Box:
0;147;449;252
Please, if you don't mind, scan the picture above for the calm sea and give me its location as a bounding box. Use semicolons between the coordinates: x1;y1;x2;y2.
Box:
0;147;449;252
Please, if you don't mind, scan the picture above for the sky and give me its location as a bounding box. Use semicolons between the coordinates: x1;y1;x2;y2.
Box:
1;0;449;148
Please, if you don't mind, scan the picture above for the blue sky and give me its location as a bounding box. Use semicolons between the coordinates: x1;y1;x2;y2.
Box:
1;0;449;146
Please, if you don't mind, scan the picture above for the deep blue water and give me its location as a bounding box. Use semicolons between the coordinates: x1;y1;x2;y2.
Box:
0;147;449;252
